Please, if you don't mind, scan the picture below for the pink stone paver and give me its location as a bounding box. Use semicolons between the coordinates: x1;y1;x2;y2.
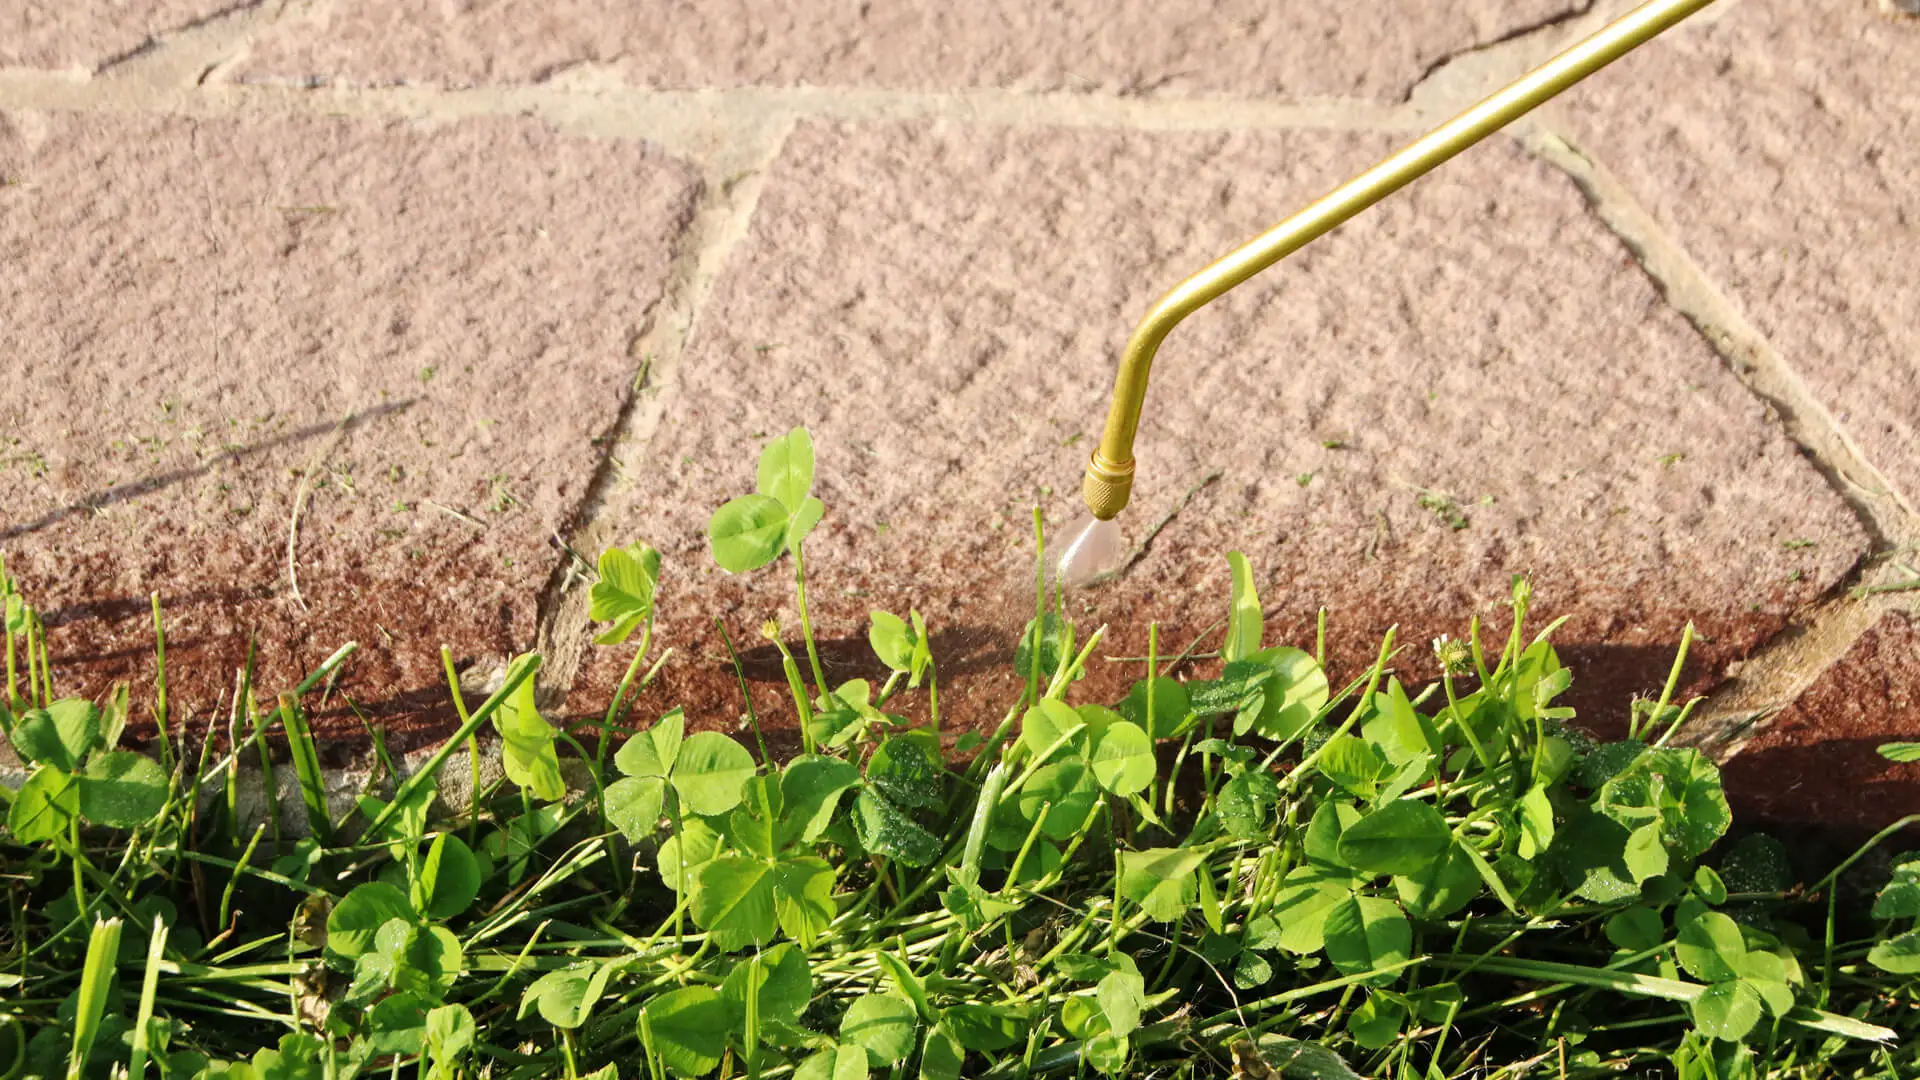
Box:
1720;612;1920;832
1;1;245;70
0;112;697;750
240;0;1585;100
582;120;1864;741
1567;0;1920;510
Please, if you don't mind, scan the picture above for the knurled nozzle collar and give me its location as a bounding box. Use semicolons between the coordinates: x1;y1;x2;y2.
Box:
1082;453;1134;521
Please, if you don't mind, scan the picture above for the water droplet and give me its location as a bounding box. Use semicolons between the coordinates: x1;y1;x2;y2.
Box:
1053;514;1125;588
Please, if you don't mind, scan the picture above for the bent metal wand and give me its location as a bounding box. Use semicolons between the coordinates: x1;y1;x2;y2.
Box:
1075;0;1718;543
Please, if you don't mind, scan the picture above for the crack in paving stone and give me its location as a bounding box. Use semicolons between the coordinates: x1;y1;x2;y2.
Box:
528;118;795;707
89;0;278;84
1403;0;1601;110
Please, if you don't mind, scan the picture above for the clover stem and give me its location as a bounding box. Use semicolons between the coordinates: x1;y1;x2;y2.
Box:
926;657;941;737
1315;607;1328;669
875;669;903;707
598;620;654;782
1469;614;1495;688
961;700;1023;786
68;817;85;911
151;592;171;770
3;606;13;716
23;603;41;707
1;554;14;710
438;647;483;846
715;620;770;762
772;639;816;756
1028;508;1046;707
35;610;51;704
791;543;830;702
670;793;688;952
1441;669;1494;777
1648;621;1695;742
1164;730;1195;821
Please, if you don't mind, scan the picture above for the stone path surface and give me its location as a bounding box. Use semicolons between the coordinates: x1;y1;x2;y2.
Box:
237;0;1584;99
1565;0;1920;516
1;0;1915;826
1;109;697;748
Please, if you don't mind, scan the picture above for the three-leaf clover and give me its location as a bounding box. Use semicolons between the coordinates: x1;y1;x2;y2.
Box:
590;543;660;645
606;709;757;842
5;698;168;844
682;757;857;951
710;428;827;573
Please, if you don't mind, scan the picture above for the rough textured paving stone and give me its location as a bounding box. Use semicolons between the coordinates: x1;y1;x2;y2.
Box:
0;112;697;752
240;0;1585;100
1720;612;1920;832
1567;0;1920;509
1;1;245;70
576;120;1863;749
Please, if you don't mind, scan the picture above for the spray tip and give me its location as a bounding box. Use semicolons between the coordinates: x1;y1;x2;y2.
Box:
1053;514;1126;588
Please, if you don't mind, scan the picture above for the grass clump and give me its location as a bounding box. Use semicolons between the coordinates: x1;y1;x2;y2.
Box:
1;429;1918;1080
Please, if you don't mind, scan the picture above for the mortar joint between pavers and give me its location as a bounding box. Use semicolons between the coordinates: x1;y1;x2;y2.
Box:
1686;589;1890;760
1523;121;1918;548
1517;118;1920;755
526;116;795;700
1;66;1435;144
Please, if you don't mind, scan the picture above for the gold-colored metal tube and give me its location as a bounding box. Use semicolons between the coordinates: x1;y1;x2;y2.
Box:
1084;0;1717;520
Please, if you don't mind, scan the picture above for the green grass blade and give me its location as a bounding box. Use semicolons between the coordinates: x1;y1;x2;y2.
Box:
278;693;330;841
150;591;172;770
128;913;170;1079
292;642;358;696
368;653;542;838
68;917;124;1080
1432;955;1898;1042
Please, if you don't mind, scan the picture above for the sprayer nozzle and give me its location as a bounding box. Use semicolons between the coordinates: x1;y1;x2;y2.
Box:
1082;453;1134;521
1054;514;1126;588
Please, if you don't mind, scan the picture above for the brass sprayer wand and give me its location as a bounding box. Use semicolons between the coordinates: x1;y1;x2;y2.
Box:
1081;0;1717;521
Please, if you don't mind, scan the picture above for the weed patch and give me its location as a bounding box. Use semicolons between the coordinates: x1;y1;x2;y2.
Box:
0;432;1916;1079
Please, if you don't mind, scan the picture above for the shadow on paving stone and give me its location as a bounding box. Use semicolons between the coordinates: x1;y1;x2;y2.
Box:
0;400;415;543
41;583;276;652
1716;612;1920;834
1724;738;1920;836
